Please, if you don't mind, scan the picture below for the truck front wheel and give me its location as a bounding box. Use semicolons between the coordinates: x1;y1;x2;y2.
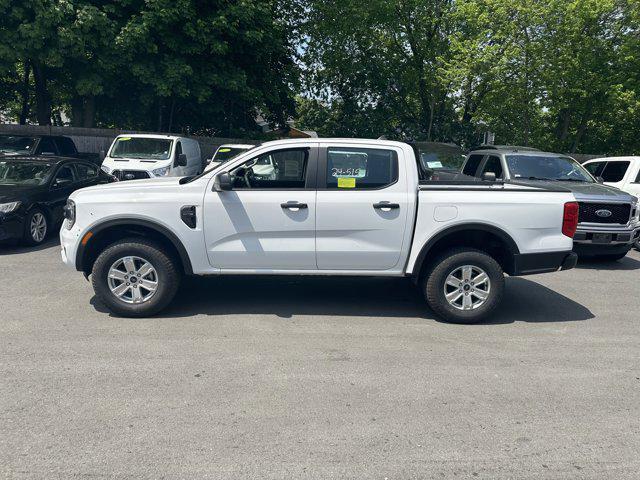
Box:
423;248;505;324
91;238;181;317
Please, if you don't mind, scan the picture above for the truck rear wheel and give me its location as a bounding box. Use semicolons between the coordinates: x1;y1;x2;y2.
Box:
423;248;505;324
91;238;181;317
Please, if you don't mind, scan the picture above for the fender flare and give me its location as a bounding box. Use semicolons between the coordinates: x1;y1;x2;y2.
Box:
411;222;520;279
75;218;193;275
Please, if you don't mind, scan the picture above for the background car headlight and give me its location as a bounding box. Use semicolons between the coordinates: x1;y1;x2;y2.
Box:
0;201;21;213
100;165;111;174
152;166;170;177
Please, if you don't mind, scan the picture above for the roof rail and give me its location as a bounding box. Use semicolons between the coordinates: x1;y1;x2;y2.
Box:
473;144;541;152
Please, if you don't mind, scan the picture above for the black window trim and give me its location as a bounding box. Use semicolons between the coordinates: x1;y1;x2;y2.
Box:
317;145;400;191
228;146;318;191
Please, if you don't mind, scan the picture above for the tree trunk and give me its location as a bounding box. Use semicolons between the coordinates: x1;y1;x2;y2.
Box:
82;95;95;128
71;96;84;127
31;62;51;125
19;60;31;124
167;97;176;133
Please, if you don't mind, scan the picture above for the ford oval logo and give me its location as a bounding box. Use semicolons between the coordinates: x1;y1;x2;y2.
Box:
595;209;612;218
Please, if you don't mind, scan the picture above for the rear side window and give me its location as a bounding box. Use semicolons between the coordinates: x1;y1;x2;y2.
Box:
462;155;483;176
57;137;77;155
584;161;605;177
326;147;398;189
600;161;630;182
480;155;503;179
635;168;640;183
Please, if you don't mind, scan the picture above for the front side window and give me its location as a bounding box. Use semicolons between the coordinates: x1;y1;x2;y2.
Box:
230;148;308;189
75;163;98;180
57;137;77;155
0;136;38;155
584;161;606;177
110;137;173;160
0;161;53;185
480;155;503;179
506;155;594;182
53;165;76;186
38;137;57;155
462;154;483;176
326;147;397;189
600;161;630;182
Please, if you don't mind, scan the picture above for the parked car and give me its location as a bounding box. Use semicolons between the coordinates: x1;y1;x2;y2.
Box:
206;144;254;169
100;134;202;180
582;156;640;250
0;156;112;245
0;134;99;163
460;146;640;260
61;138;579;324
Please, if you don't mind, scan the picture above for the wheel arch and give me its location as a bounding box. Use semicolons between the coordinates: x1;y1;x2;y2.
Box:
75;218;193;276
411;223;520;282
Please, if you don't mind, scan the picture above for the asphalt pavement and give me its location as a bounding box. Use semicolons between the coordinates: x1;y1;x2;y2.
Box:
1;239;639;479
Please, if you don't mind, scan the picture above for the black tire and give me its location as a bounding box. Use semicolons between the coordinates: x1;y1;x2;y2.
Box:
423;248;505;324
23;207;49;245
589;252;628;262
91;237;181;317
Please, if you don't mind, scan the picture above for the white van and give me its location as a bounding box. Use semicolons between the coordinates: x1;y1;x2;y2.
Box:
100;134;202;181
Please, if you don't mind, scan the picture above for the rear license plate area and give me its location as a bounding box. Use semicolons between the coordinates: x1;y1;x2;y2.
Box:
592;233;612;244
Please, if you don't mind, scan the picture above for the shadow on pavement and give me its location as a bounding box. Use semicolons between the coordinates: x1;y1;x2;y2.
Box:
91;274;593;324
0;236;60;255
576;254;640;271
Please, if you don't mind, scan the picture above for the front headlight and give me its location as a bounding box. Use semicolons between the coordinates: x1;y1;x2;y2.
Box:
152;166;170;177
100;165;111;174
63;199;76;228
0;201;21;213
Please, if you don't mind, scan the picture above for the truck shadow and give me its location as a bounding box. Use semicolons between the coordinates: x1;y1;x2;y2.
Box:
92;275;593;324
575;254;640;271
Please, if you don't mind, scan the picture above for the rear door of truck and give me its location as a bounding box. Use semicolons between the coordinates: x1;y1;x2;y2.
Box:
315;142;411;270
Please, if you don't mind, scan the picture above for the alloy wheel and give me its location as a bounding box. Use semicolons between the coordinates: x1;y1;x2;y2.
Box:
443;265;491;311
30;213;47;243
107;256;158;304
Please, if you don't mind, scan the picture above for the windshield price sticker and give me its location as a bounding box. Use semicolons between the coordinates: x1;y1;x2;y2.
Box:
119;137;132;141
219;148;231;152
337;177;356;188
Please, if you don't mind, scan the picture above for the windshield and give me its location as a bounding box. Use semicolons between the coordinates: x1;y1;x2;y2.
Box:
212;147;250;164
110;137;173;160
0;161;53;185
0;135;38;155
506;155;595;182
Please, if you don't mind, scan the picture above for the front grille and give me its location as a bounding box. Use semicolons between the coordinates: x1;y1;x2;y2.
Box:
111;170;150;181
578;202;631;224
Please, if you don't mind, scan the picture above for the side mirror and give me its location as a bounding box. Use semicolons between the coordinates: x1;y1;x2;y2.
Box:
596;176;605;184
176;153;188;167
213;172;233;191
482;171;497;182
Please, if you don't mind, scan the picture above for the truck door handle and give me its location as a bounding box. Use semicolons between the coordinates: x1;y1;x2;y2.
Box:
281;202;308;210
373;202;400;210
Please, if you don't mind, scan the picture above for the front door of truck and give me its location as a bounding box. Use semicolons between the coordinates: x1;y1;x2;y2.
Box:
203;146;318;270
315;144;409;270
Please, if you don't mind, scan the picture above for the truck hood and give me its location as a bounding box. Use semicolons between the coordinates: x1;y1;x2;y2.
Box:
74;176;182;196
514;179;636;202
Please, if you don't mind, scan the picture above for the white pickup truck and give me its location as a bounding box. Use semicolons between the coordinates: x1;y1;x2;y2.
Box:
60;138;579;323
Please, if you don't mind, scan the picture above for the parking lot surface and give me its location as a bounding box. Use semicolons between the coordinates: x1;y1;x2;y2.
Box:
1;240;639;479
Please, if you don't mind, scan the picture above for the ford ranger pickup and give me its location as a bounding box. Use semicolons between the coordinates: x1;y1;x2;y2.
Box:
60;138;579;324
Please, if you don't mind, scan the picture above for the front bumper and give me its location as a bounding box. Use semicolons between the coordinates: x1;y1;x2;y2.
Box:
60;223;82;269
511;251;577;276
0;213;25;242
573;223;640;250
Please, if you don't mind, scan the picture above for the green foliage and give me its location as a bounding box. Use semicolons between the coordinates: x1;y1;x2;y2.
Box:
0;0;298;134
298;0;640;153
